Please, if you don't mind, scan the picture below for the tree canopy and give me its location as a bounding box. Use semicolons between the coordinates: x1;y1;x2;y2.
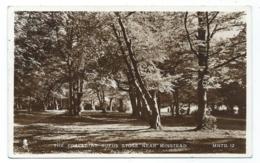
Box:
14;11;246;129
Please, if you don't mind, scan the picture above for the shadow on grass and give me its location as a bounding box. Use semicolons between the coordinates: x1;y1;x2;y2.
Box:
15;111;246;131
14;111;246;154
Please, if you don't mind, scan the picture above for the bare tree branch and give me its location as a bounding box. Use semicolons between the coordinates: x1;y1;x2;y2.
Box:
125;12;135;18
208;12;219;25
206;12;210;65
212;53;246;69
184;12;198;57
114;79;129;92
209;24;219;39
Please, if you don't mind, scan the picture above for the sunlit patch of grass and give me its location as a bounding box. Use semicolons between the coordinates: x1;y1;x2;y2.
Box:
14;111;246;154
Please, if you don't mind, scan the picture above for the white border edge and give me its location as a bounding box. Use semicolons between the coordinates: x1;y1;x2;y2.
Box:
7;5;252;158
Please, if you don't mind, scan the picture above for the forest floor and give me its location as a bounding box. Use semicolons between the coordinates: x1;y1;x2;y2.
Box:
13;110;246;154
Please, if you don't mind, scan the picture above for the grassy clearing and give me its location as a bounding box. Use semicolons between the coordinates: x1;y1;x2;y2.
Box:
14;110;246;154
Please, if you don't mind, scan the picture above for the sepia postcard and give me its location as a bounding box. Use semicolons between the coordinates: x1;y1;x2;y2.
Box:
8;6;252;158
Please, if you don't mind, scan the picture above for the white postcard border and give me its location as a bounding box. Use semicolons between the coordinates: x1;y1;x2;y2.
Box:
7;5;252;158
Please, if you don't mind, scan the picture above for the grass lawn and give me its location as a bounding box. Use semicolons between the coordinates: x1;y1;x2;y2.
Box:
13;110;246;154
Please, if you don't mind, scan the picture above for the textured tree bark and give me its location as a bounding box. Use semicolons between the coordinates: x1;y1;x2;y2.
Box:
60;98;63;110
137;95;145;120
43;98;48;111
68;61;73;115
80;101;84;111
149;90;162;129
170;104;175;117
129;84;140;117
92;100;96;110
75;93;83;116
174;89;180;117
196;71;207;129
101;89;106;113
157;94;161;116
66;31;74;116
55;100;59;110
96;87;106;113
75;78;84;115
112;23;151;117
28;96;32;113
195;12;209;130
71;81;77;115
43;103;48;111
170;91;175;116
187;103;191;115
108;98;114;112
126;71;140;117
184;12;212;130
118;98;124;112
116;14;162;129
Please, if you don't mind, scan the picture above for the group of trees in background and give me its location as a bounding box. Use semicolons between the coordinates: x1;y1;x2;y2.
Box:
14;11;246;130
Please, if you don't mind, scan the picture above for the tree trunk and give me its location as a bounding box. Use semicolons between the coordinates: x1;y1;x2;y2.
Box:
157;93;161;116
112;23;150;117
101;89;106;113
170;91;175;116
67;52;74;115
55;100;59;110
75;92;83;116
43;103;48;111
174;89;180;117
96;88;106;113
118;98;124;112
170;104;175;117
116;15;162;129
68;72;73;115
187;103;191;115
43;100;48;111
80;101;84;111
137;95;145;120
129;85;140;117
60;98;63;110
71;81;77;115
149;91;162;129
109;98;114;112
28;96;32;113
91;100;96;110
132;96;140;117
74;79;83;116
196;12;209;130
196;71;208;129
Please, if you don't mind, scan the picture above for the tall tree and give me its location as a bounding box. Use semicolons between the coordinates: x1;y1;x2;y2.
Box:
184;11;246;129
